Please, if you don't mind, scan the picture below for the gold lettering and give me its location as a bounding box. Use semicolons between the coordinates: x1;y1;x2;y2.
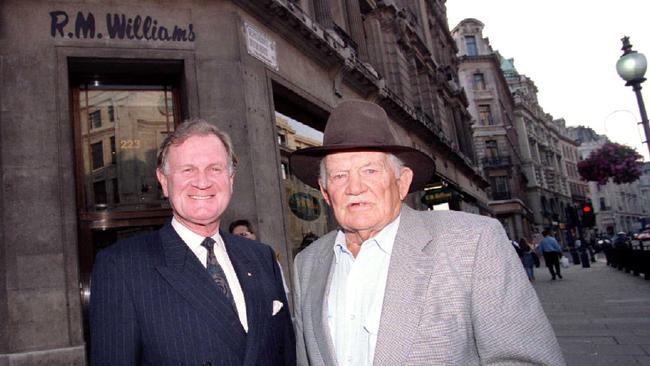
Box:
119;139;141;149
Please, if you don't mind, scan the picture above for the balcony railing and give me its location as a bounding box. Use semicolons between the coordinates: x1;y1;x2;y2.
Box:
481;155;512;167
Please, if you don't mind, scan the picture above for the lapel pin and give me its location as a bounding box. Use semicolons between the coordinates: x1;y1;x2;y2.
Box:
247;272;252;277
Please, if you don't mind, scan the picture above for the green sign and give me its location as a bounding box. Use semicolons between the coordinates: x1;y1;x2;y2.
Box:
289;192;321;221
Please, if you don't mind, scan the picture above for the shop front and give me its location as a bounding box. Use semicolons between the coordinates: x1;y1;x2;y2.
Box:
1;1;489;364
2;2;309;363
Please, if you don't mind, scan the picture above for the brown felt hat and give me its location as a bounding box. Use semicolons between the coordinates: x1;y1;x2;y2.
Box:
289;99;435;193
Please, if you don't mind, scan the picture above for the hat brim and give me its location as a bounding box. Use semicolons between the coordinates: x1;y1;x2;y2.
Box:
289;145;436;193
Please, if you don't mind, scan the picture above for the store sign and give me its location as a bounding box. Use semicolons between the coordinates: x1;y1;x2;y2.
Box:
244;22;278;70
421;188;452;206
289;193;320;221
49;10;195;42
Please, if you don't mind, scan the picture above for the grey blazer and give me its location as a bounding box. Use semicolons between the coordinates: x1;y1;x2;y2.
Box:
293;205;565;365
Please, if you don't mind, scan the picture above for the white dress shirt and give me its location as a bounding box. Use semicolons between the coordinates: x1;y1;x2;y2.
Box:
172;218;248;332
327;215;400;366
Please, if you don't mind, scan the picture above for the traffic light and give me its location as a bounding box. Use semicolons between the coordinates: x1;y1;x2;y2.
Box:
581;201;596;227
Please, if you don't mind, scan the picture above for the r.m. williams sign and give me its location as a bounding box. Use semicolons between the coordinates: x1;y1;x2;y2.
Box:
49;10;196;42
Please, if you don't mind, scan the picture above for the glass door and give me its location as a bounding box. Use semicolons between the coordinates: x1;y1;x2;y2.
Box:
71;82;180;344
274;111;334;257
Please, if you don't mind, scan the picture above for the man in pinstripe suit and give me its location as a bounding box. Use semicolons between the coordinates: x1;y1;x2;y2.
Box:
290;100;565;365
90;119;295;366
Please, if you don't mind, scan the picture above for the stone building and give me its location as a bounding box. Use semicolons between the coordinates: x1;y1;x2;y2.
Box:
0;0;488;363
556;119;589;206
554;118;589;241
451;19;532;241
571;130;645;235
500;56;572;240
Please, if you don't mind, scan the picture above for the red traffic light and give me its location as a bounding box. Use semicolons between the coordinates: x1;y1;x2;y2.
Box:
581;202;596;227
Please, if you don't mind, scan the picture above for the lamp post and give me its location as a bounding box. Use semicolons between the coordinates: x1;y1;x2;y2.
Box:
616;36;650;158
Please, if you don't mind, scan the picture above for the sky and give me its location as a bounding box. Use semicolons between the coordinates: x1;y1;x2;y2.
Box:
446;0;650;161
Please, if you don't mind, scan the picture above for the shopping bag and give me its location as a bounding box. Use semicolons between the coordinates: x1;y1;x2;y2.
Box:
560;255;570;268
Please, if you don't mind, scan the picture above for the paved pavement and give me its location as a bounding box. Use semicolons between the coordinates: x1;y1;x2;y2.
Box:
532;255;650;366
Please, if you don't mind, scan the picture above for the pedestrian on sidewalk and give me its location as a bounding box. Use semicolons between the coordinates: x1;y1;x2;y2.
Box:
519;238;539;281
538;229;563;280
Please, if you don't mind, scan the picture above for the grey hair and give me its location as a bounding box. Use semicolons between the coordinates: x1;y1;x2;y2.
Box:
318;152;405;189
157;118;238;175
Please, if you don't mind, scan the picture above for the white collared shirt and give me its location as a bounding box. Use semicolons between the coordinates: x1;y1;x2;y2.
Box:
327;215;400;366
172;218;248;332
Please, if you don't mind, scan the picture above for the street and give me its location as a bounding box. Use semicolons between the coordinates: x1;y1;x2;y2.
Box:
533;256;650;366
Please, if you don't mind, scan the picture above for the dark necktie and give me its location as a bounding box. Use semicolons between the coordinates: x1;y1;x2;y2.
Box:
201;237;237;311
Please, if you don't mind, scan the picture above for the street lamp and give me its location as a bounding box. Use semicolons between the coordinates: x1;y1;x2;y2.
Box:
616;36;650;158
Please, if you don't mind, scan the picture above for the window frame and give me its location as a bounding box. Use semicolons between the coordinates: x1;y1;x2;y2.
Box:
473;72;486;90
465;35;478;56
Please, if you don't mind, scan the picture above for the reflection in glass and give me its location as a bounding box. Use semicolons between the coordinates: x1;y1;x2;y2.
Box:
79;86;175;212
91;141;104;170
89;110;102;129
275;111;330;255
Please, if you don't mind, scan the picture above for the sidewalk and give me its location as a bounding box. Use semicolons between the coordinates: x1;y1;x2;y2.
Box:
532;256;650;366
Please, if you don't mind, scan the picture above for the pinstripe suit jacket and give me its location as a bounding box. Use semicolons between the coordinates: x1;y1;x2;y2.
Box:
293;205;565;365
90;222;295;366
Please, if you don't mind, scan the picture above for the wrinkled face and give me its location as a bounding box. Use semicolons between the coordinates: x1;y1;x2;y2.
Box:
232;225;257;240
320;151;413;239
156;134;234;236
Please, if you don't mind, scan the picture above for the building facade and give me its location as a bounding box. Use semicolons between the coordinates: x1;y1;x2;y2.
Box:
573;132;645;235
554;118;589;242
557;120;589;206
452;19;532;242
501;58;572;242
0;1;488;363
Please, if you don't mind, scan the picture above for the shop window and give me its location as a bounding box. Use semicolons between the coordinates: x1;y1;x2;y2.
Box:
275;110;328;256
69;57;185;354
158;94;174;117
272;83;332;256
77;85;176;212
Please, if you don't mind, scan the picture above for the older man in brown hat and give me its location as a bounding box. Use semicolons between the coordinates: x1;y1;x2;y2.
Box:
290;100;565;366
